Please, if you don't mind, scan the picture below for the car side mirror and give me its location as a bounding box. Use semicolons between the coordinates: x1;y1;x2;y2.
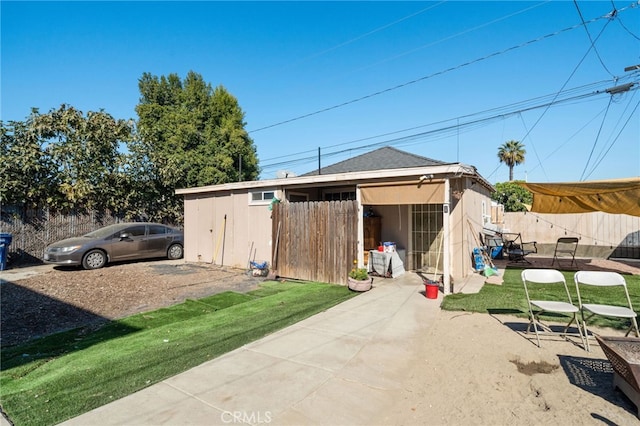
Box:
119;232;130;240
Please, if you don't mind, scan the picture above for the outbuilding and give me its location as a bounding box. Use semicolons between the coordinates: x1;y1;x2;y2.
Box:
176;146;494;292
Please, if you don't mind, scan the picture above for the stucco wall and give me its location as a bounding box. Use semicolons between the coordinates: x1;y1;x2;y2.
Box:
183;191;274;268
452;177;494;280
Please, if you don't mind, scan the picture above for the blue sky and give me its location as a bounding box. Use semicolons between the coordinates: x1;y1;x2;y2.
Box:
2;1;639;183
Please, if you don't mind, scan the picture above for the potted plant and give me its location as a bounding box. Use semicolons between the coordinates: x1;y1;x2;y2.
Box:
348;266;373;292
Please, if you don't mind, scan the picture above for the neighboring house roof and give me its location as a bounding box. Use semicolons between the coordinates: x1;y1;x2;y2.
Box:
302;146;449;176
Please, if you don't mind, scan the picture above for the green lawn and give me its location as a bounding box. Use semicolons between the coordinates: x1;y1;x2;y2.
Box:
442;266;640;330
0;281;358;426
3;267;638;425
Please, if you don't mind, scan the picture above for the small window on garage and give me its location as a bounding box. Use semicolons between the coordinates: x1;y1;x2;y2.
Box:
250;190;276;204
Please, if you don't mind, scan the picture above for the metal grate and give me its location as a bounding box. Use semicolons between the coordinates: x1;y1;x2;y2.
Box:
596;335;640;392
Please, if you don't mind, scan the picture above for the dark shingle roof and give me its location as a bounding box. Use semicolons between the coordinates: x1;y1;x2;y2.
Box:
302;146;448;176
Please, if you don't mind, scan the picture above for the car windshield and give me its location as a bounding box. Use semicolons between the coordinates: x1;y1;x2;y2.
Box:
83;224;127;239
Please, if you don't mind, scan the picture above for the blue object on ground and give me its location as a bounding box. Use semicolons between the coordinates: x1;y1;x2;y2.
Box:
0;232;12;271
250;261;268;270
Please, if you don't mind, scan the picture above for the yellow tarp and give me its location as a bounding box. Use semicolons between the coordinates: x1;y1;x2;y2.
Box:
519;177;640;217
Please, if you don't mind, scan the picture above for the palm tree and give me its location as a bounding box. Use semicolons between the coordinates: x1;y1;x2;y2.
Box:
497;140;526;181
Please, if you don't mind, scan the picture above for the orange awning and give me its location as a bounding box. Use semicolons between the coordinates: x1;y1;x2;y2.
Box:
519;177;640;217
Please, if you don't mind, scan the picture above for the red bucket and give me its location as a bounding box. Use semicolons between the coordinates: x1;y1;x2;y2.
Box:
424;280;439;299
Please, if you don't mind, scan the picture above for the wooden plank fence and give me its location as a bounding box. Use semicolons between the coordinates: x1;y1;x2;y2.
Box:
272;200;358;285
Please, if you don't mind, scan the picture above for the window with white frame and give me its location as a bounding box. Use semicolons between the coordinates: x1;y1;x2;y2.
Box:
250;190;277;204
482;200;491;224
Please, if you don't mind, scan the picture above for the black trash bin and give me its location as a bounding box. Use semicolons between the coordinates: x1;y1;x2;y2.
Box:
0;233;13;271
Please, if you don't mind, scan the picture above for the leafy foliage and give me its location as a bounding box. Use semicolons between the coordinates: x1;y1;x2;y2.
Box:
1;117;53;208
134;71;259;222
1;106;132;213
349;267;370;280
1;71;258;224
491;181;532;212
497;140;526;181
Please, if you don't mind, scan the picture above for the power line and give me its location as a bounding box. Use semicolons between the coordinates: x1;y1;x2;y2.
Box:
612;0;640;40
282;2;447;70
583;96;640;180
259;78;620;164
517;16;613;180
249;5;635;134
579;96;613;181
340;1;551;78
260;81;633;174
573;0;615;76
525;105;612;177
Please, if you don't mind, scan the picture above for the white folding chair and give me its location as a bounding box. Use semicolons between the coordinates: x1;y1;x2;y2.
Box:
574;270;640;351
521;269;585;348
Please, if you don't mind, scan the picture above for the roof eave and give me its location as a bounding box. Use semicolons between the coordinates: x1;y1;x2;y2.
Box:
175;163;493;195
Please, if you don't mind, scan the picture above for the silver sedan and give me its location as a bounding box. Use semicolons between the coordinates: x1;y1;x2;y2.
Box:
44;222;184;269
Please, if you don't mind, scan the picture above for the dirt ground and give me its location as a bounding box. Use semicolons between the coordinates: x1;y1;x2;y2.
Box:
0;260;264;347
2;257;638;349
3;257;640;424
382;257;640;425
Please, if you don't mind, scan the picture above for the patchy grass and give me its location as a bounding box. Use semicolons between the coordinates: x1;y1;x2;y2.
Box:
442;267;640;330
0;281;357;426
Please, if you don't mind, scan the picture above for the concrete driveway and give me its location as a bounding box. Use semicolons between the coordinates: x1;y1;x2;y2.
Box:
59;272;445;425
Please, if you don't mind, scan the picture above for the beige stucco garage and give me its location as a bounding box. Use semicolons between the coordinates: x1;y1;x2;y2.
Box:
176;147;495;292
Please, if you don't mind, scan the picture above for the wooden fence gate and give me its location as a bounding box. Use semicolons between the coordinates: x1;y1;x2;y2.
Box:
272;200;359;285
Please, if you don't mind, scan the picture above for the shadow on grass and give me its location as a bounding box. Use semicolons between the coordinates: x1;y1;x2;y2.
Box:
0;279;128;345
559;355;637;418
0;279;141;370
1;288;256;371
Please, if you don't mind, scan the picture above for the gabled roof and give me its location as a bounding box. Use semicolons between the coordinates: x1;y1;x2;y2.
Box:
301;146;448;176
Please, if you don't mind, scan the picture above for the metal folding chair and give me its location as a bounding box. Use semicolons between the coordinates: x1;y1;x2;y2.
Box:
574;270;640;351
552;237;579;268
521;269;585;348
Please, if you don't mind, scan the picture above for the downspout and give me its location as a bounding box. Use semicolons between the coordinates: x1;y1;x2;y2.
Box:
443;178;451;295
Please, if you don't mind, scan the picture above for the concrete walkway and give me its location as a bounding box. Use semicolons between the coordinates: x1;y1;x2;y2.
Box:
59;272;454;426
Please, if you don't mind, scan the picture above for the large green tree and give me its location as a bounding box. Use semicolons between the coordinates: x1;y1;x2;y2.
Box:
497;140;526;181
134;71;259;221
491;181;532;212
1;116;54;208
1;106;133;212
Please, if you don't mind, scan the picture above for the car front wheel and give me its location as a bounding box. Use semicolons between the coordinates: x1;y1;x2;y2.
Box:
167;243;183;260
82;249;107;269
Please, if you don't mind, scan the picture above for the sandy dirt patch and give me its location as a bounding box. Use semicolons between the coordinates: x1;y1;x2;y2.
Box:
1;260;262;347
